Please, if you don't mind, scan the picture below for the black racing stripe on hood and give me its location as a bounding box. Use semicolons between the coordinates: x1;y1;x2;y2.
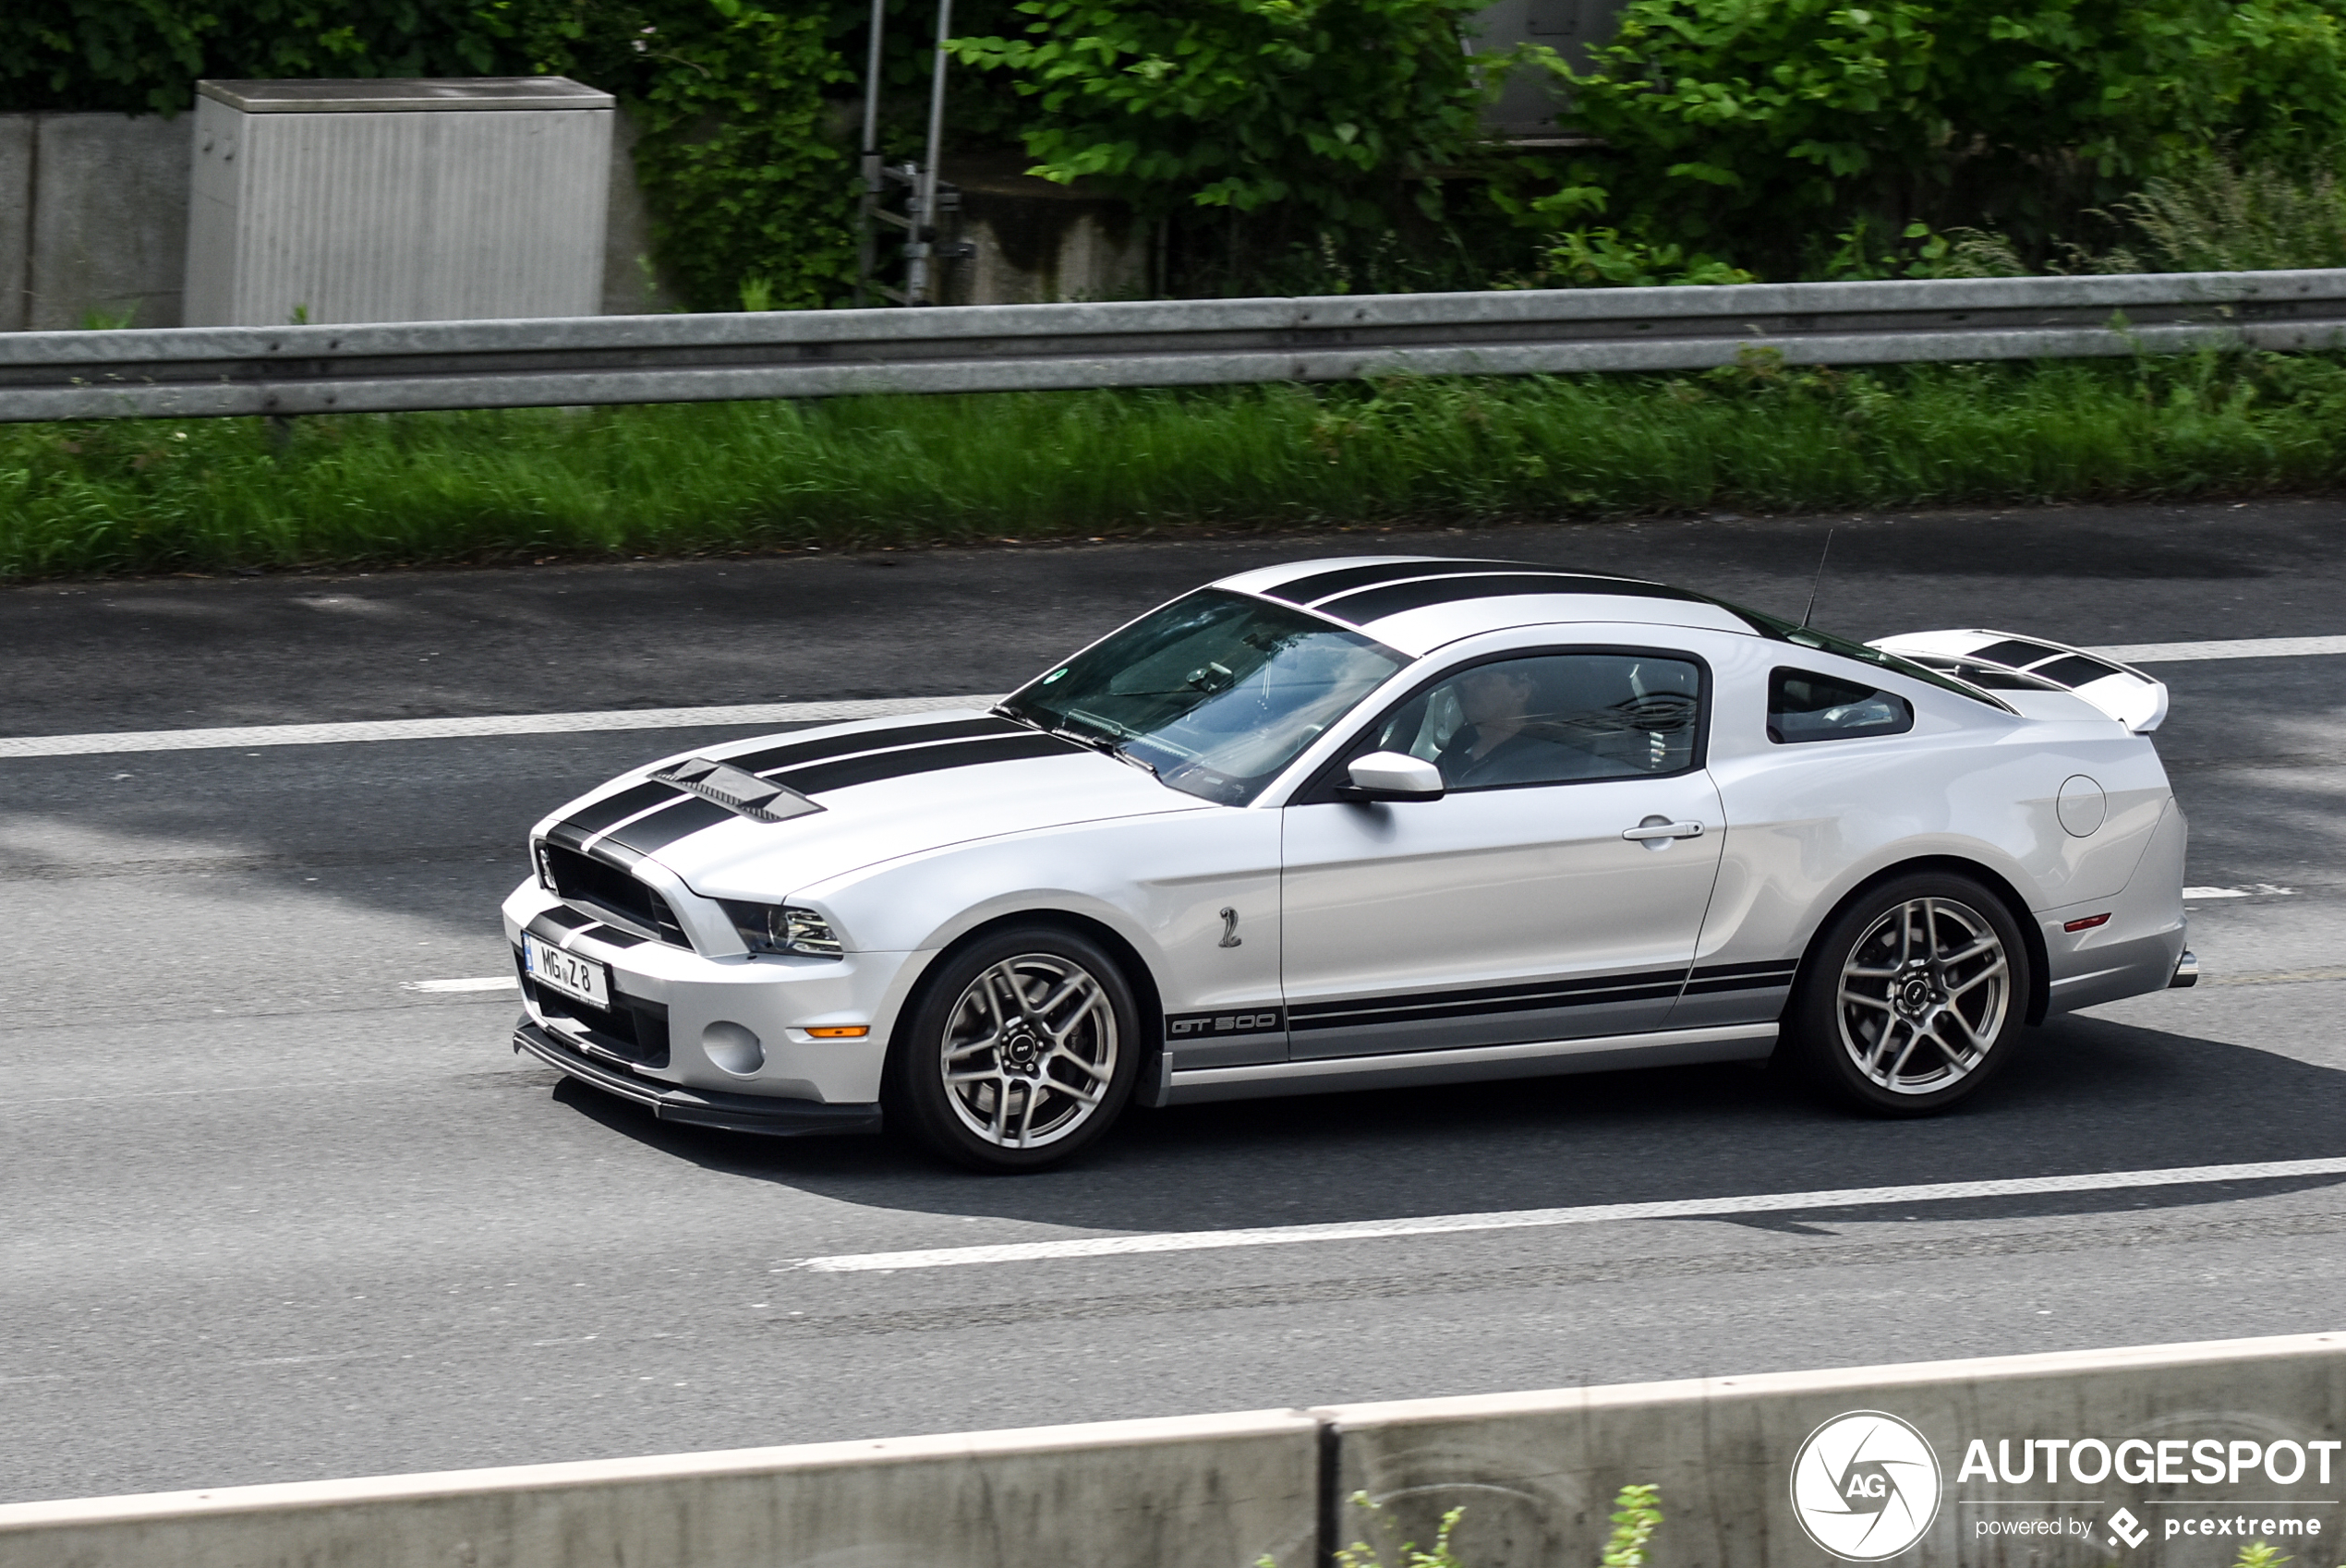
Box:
559;779;682;839
731;714;1022;777
599;795;738;856
1262;558;1533;606
1316;572;1705;626
774;731;1082;795
587;733;1086;857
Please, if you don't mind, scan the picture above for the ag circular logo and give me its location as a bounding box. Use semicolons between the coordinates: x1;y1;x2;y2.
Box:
1790;1410;1942;1561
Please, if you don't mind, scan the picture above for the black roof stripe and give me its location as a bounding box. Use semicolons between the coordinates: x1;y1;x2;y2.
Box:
1315;572;1707;626
1263;558;1537;606
772;731;1080;796
729;714;1021;777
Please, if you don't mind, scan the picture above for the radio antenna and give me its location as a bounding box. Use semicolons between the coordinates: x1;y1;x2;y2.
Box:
1799;528;1836;629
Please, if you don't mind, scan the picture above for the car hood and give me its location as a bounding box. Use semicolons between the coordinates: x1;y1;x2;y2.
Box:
537;708;1211;900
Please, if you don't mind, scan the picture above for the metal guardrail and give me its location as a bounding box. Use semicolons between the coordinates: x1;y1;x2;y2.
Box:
3;269;2343;422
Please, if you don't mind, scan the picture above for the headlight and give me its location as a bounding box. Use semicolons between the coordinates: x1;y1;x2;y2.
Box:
720;901;844;958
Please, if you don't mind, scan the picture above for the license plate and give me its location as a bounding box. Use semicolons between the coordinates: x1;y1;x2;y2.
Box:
522;932;610;1009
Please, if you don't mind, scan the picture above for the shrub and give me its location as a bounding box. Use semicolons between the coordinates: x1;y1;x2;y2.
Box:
1544;0;2346;276
945;0;1507;237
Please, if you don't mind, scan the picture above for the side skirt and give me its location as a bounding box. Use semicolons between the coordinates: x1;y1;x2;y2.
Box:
1164;1022;1776;1105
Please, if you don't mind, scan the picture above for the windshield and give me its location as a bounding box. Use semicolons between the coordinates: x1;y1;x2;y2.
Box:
999;589;1408;805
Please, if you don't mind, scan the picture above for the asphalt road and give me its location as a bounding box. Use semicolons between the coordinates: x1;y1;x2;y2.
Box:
4;499;2343;1504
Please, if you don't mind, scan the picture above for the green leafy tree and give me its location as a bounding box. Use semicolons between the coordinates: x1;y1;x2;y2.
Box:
524;0;858;310
1;0;516;115
1545;0;2346;273
945;0;1510;235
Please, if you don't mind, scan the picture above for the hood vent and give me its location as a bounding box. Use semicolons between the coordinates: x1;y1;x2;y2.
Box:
651;757;824;824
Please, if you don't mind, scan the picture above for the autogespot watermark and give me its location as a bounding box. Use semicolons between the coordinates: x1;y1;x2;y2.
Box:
1790;1412;2340;1560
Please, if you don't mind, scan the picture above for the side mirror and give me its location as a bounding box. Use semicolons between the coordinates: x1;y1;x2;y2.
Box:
1342;751;1445;802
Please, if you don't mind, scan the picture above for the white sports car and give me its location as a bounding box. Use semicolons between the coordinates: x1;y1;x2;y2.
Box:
502;557;2193;1170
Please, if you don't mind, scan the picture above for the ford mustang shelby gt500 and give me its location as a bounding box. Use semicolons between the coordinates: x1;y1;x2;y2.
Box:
504;557;2192;1169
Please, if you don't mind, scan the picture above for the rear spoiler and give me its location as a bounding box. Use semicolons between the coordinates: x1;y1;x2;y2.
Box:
1866;630;2168;733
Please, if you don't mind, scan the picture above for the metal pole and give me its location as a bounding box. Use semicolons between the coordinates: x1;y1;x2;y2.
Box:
854;0;888;306
908;0;954;305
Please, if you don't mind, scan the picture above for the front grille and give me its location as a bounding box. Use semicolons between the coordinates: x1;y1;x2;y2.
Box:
514;948;672;1068
538;841;689;947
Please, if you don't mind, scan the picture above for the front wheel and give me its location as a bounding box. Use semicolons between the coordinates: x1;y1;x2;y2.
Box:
885;925;1141;1171
1784;873;2032;1116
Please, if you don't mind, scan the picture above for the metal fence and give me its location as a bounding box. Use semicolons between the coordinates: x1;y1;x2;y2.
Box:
3;268;2342;423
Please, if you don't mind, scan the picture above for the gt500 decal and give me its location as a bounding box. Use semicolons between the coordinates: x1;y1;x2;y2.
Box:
1167;1008;1286;1037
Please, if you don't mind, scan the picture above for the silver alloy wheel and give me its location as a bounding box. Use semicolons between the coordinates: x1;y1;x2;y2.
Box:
938;952;1120;1150
1835;897;2012;1095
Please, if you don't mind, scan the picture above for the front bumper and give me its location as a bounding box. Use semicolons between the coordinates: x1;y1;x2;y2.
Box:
502;878;922;1106
514;1020;881;1137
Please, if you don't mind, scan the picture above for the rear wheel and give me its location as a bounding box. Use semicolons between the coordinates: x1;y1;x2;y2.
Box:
885;924;1140;1171
1785;873;2031;1115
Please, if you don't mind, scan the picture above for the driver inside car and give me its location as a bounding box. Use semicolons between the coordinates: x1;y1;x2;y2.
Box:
1434;661;1573;788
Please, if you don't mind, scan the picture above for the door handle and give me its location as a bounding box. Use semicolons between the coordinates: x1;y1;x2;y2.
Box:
1622;818;1704;841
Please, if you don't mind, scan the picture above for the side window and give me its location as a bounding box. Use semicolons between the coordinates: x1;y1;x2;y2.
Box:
1355;652;1704;790
1770;668;1914;743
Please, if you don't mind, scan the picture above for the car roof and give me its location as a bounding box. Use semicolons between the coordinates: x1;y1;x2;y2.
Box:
1213;556;1764;656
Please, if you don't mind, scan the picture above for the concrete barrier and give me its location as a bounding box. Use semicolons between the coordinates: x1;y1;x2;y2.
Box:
0;1409;1321;1568
2;1333;2340;1568
1329;1332;2346;1568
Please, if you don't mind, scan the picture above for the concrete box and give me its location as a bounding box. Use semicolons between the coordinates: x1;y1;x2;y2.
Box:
184;78;614;327
1470;0;1629;137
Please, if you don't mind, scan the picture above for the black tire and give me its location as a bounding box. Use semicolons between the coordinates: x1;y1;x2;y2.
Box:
1784;872;2032;1116
884;923;1142;1171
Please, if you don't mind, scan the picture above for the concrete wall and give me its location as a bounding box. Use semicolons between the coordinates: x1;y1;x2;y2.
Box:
1;113;191;331
2;1333;2340;1568
941;155;1153;307
0;1410;1321;1568
1330;1332;2346;1568
0;106;679;332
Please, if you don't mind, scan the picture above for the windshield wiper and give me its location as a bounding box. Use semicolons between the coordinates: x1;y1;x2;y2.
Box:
991;703;1045;733
995;704;1159;777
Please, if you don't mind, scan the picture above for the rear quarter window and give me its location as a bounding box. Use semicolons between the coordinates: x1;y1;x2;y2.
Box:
1770;669;1915;744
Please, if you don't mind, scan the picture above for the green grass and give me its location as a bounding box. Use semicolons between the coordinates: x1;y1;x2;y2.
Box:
6;350;2346;581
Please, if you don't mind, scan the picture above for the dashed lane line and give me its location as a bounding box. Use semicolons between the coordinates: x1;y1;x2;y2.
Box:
3;633;2343;759
790;1155;2346;1272
2096;635;2346;664
0;694;999;760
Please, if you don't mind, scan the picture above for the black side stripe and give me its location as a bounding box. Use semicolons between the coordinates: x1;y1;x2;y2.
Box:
770;731;1079;795
1263;558;1535;607
1288;967;1689;1031
1316;573;1709;626
1690;959;1800;979
731;715;1022;777
1681;959;1800;997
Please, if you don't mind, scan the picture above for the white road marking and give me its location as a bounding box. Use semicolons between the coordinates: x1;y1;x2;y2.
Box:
0;633;2338;758
792;1155;2346;1272
403;977;520;993
2183;884;2294;899
0;694;1000;759
2090;635;2346;663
